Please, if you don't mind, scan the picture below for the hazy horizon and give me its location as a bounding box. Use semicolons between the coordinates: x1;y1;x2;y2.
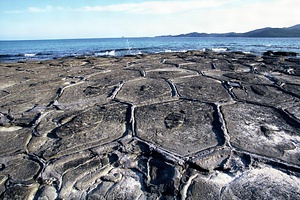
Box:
1;0;300;40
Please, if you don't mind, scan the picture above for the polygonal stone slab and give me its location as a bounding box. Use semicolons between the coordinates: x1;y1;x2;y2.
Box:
42;103;128;159
1;184;39;200
135;100;223;156
116;78;174;105
178;61;214;73
172;76;231;103
145;67;198;79
0;154;41;184
221;72;272;84
0;85;59;116
0;127;31;156
232;84;295;107
87;69;142;85
221;167;300;199
222;103;300;165
56;82;115;109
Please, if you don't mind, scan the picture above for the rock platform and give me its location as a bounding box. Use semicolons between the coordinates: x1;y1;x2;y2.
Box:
0;50;300;199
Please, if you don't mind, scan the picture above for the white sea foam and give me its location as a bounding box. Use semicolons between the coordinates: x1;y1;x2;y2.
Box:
164;49;187;53
107;50;115;56
211;48;227;52
24;53;36;57
95;50;116;57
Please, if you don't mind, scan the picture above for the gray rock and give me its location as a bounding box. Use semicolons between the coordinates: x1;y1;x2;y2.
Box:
0;51;299;199
222;102;300;165
221;167;300;199
173;76;231;103
116;78;174;105
135;100;223;156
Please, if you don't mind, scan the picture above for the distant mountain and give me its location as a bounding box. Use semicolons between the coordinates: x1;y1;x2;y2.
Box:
158;24;300;38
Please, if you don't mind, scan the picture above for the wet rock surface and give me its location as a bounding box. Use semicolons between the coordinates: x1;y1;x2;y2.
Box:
0;51;300;199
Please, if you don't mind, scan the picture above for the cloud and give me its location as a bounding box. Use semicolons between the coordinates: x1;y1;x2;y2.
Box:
81;0;236;14
28;5;53;13
3;0;235;15
3;5;53;14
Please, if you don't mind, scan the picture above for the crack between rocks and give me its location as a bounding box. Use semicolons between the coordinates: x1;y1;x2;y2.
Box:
108;81;125;100
233;148;300;172
133;137;186;166
130;105;136;138
165;79;179;98
180;173;198;200
216;104;232;148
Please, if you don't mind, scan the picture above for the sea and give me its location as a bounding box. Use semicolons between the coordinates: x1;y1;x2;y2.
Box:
0;37;300;62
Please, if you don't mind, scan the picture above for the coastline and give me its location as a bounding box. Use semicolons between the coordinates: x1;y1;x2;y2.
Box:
0;50;300;199
1;37;300;63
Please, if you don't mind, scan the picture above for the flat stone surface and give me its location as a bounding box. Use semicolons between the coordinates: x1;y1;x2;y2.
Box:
40;103;128;160
222;102;300;165
221;167;300;199
0;154;40;184
0;51;300;199
116;77;174;105
172;75;231;103
135;100;222;156
232;84;296;107
145;67;198;79
0;127;31;156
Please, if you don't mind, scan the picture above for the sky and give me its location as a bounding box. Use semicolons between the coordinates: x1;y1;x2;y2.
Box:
0;0;299;40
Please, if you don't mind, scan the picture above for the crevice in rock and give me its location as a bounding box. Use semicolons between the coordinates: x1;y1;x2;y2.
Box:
108;81;124;99
164;79;179;97
210;103;226;147
216;104;232;148
133;138;186;166
221;81;239;100
129;105;135;138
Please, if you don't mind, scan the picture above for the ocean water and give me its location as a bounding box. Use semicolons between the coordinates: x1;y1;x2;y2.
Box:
0;37;300;62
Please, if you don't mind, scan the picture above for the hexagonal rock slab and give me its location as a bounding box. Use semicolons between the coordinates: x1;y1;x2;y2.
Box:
145;67;198;79
221;167;300;199
42;103;128;160
0;154;40;184
222;102;300;165
116;78;174;105
232;84;295;107
0;127;31;156
172;76;231;103
56;82;116;109
220;72;272;85
1;184;39;200
135;100;223;156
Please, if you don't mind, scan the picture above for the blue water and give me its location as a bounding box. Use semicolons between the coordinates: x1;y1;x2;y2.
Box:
0;37;300;62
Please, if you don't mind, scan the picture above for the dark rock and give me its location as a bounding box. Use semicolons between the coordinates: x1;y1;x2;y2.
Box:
172;76;231;103
221;168;300;200
222;102;300;165
135;100;222;156
263;51;298;57
0;51;300;199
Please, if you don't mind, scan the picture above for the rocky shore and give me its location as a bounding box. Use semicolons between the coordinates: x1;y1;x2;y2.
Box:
0;50;300;199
